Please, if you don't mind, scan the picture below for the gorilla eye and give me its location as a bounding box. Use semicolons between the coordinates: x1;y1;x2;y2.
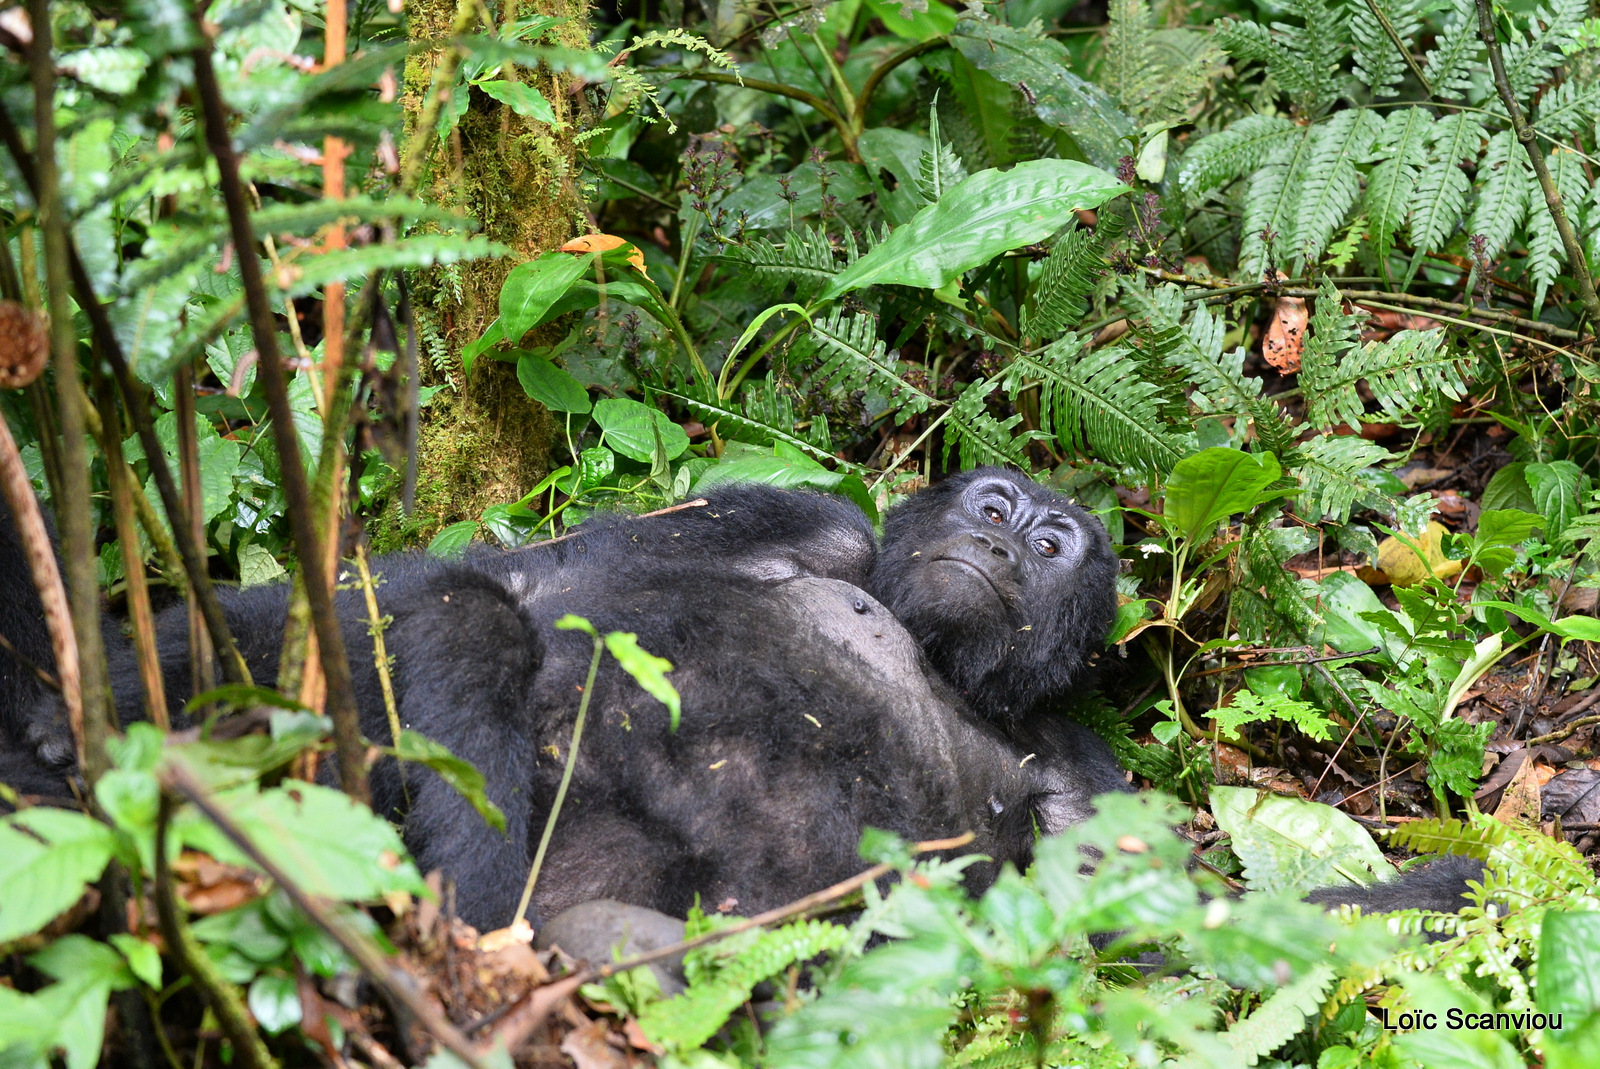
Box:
1034;538;1059;557
983;506;1005;525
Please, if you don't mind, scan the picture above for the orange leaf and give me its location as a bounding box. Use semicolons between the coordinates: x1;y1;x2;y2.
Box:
561;233;645;273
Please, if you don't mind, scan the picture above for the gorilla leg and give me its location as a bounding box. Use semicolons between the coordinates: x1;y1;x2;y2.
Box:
1308;854;1485;915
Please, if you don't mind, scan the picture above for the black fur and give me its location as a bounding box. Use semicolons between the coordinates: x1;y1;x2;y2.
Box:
0;471;1125;931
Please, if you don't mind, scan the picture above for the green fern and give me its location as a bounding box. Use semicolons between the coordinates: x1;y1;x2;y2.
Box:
1177;114;1301;196
1238;126;1314;277
1349;0;1422;98
1296;433;1397;523
1502;0;1588;103
1363;107;1431;268
917;99;967;204
1526;146;1588;315
1206;965;1335;1067
639;918;848;1051
1295;109;1382;267
791;311;935;425
1303;326;1472;430
1020;225;1107;341
722;226;846;301
1466;130;1531;267
944;379;1035;469
1214;0;1346;115
1420;0;1481;98
1101;0;1219;123
1404;114;1484;282
1005;335;1187;478
662;378;837;463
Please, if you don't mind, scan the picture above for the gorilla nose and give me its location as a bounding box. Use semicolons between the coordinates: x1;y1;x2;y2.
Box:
970;532;1012;560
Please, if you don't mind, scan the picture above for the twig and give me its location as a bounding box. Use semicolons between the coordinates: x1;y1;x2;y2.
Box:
1359;0;1432;96
854;38;949;128
512;630;604;926
488;832;977;1052
163;762;491;1069
1475;0;1600;326
1524;690;1600;747
27;0;109;780
191;32;368;802
92;375;168;727
154;793;279;1069
0;108;249;686
0;628;59;691
1309;660;1376;800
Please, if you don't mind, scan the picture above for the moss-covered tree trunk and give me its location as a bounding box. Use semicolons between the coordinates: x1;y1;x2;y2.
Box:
380;0;591;547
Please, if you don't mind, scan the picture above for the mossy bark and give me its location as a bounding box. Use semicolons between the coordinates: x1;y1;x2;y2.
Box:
375;0;591;550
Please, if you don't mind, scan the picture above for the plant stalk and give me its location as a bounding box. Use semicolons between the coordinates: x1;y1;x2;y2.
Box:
191;33;369;801
28;0;112;780
1474;0;1600;326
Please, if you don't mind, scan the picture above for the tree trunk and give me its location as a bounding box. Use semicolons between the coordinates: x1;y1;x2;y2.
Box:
378;0;591;548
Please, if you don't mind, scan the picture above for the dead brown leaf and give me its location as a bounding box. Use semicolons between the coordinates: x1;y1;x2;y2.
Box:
1263;295;1307;372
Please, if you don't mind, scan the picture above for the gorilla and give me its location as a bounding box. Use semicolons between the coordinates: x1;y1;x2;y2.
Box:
0;468;1480;933
0;469;1129;929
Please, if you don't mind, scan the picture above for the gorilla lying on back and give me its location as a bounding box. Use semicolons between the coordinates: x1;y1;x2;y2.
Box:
0;468;1480;932
1;470;1131;929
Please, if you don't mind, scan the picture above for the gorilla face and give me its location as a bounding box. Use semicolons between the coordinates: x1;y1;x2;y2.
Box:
868;469;1119;725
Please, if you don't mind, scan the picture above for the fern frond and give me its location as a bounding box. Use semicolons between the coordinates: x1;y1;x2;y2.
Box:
1178;115;1301;195
1215;0;1342;115
720;226;844;301
1405;114;1484;275
1530;78;1600;138
1007;336;1187;478
1349;0;1423;98
1020;227;1105;340
662;378;837;463
1421;0;1481;98
1363;107;1431;266
1214;18;1324;111
1298;276;1365;419
1103;0;1153;116
1526;146;1588;316
1467;130;1530;265
944;380;1035;469
1238;125;1315;277
1304;329;1472;429
1502;0;1587;104
792;311;934;425
917;99;967;204
1295;434;1397;522
1295;109;1382;267
1214;965;1336;1066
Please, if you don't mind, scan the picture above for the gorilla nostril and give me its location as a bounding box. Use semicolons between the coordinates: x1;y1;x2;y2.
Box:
852;598;869;614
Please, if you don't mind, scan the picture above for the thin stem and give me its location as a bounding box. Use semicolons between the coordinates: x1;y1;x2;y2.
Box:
354;543;402;753
675;70;857;160
1475;0;1600;325
163;763;489;1069
0;107;250;686
28;0;110;780
154;793;279;1069
191;33;368;802
1358;0;1432;96
93;375;168;728
514;633;604;926
0;401;80;762
854;38;948;128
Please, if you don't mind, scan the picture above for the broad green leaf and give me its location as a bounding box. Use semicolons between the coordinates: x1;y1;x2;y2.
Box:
108;933;163;989
1527;460;1586;544
593;397;689;463
428;520;478;558
1475;600;1600;642
1471;508;1541;577
604;632;681;731
175;779;427;901
248;973;303;1035
695;446;878;523
473;78;562;126
238;542;287;588
516;352;592;412
461;317;507;377
0;809;116;942
391;729;507;832
862;0;957;41
499;252;590;343
1162;448;1283;544
1481;461;1535;513
1540;912;1600;1016
819;160;1126;299
949;20;1135;169
1209;787;1393;894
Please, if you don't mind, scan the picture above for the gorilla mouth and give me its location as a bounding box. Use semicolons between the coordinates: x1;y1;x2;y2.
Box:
931;556;1004;600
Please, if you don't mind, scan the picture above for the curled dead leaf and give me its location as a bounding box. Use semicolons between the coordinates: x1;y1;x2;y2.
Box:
561;233;646;273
